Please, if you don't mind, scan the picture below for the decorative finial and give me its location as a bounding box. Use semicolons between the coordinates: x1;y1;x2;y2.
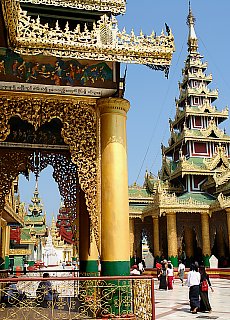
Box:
187;1;198;53
35;175;39;191
187;1;196;28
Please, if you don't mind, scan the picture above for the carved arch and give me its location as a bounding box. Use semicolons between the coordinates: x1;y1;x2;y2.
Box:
0;92;100;247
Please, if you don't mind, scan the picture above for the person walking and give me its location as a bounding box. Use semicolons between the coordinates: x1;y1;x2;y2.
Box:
199;265;214;312
187;263;201;314
158;264;167;290
178;260;186;286
167;263;174;290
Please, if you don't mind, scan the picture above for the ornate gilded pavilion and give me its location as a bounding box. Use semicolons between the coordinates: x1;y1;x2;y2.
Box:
129;6;230;268
0;0;174;276
0;178;24;269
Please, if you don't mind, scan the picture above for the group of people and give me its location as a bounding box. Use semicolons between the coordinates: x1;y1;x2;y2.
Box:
187;263;214;314
157;259;214;314
130;259;146;275
157;259;175;290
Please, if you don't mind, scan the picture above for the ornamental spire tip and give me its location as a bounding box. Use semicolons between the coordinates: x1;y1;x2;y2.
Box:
187;1;198;53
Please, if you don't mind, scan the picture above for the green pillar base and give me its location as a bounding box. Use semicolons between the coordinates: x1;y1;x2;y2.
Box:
202;255;210;267
100;261;131;316
168;255;178;267
4;256;9;269
80;260;98;276
101;261;130;276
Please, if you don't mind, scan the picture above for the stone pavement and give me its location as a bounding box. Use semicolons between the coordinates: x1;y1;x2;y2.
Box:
155;278;230;320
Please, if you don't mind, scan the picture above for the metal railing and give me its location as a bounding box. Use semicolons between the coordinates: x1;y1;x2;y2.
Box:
0;275;155;319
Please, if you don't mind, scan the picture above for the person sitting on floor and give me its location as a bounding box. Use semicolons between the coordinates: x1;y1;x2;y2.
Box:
36;272;58;307
130;265;141;275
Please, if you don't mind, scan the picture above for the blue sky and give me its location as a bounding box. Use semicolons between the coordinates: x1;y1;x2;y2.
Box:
19;0;230;223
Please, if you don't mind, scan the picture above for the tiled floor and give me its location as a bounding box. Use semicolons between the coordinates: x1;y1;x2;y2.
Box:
155;278;230;319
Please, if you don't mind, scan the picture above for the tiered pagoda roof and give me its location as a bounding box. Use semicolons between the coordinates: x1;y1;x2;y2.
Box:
161;6;230;186
129;178;154;219
55;202;73;244
20;181;47;244
129;5;230;217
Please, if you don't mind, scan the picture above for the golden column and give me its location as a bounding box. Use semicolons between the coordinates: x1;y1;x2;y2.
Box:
201;212;211;267
97;97;130;276
166;212;178;266
79;189;99;275
1;221;10;268
129;218;135;264
152;216;161;259
5;225;10;268
184;226;194;259
0;216;2;258
216;228;225;258
226;209;230;255
0;220;5;260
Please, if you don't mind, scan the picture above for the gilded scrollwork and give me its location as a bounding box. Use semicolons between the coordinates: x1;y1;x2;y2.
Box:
218;193;230;209
1;1;174;73
19;0;127;15
204;144;230;171
0;149;32;209
0;92;100;247
201;119;225;139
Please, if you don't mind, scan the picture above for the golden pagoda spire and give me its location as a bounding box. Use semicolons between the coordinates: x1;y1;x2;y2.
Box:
187;1;198;53
50;214;56;237
28;176;43;216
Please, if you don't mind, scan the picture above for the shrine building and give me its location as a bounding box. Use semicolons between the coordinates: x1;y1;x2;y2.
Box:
0;0;174;277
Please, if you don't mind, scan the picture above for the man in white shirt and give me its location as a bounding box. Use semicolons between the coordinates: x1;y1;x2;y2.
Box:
178;260;185;286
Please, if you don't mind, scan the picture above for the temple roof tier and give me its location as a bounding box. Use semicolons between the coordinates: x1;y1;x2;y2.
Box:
183;59;207;71
2;1;175;74
171;105;228;129
178;86;218;103
129;205;147;219
19;0;127;15
128;183;153;199
180;71;213;88
163;145;230;180
24;215;46;224
142;188;217;218
165;136;230;155
169;159;229;181
166;121;230;151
